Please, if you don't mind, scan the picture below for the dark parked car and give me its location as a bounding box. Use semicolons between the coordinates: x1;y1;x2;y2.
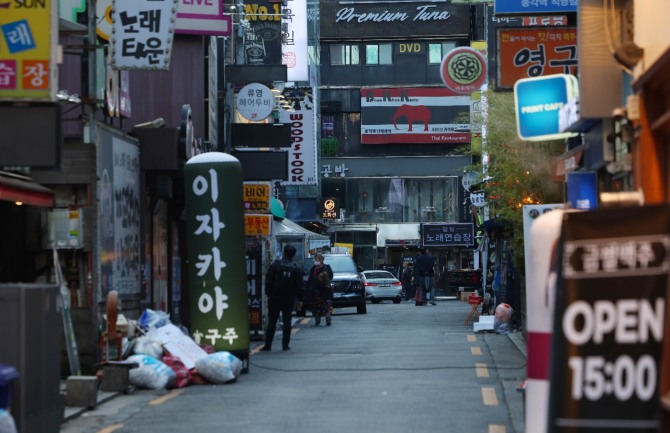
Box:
300;253;367;315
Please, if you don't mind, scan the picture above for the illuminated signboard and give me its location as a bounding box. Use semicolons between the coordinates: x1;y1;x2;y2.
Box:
514;74;579;142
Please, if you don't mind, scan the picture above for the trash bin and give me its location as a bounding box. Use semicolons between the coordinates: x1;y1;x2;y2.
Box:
0;365;18;409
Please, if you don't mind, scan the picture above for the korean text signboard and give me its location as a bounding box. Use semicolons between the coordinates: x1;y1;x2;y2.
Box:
244;214;272;236
184;153;249;354
421;223;475;247
548;206;670;433
498;28;578;89
282;0;308;82
0;0;57;101
236;83;274;121
111;0;178;70
243;182;272;213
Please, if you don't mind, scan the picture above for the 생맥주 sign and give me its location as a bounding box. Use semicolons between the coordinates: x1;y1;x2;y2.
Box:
548;205;670;433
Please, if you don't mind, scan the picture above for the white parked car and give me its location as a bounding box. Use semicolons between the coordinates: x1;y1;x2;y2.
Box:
361;270;402;304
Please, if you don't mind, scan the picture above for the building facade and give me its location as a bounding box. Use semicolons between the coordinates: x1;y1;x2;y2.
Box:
314;1;484;283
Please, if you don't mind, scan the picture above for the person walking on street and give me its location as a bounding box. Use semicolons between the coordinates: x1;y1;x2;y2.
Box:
401;262;414;302
262;245;304;351
415;248;437;305
306;253;334;326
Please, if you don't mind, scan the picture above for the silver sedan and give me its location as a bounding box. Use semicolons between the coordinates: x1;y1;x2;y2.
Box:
361;270;403;304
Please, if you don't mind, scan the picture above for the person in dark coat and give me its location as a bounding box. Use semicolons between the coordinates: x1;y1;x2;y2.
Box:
401;262;414;302
415;248;436;305
305;253;334;326
262;245;304;351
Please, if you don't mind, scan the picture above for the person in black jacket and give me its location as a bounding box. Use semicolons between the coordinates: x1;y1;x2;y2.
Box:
401;262;414;302
261;245;304;351
415;248;436;305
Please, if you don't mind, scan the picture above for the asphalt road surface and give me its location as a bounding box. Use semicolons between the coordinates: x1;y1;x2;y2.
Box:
61;299;527;433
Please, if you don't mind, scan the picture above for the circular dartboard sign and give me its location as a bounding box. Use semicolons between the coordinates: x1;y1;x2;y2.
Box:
440;47;487;95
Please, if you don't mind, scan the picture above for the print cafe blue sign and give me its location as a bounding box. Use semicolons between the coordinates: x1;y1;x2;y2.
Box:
514;73;579;142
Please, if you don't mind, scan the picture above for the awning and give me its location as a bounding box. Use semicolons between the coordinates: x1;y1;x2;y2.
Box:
0;174;54;207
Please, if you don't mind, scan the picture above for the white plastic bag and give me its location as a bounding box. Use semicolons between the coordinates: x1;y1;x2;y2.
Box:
127;354;176;389
494;303;514;334
195;351;243;384
132;335;165;359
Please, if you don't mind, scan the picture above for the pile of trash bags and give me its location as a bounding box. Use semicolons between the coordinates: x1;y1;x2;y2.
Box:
493;303;514;334
107;309;243;390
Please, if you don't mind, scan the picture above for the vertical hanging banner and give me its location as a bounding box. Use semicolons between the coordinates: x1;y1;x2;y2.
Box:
548;205;670;433
0;0;58;101
184;153;249;355
282;0;308;81
279;89;317;185
111;0;178;70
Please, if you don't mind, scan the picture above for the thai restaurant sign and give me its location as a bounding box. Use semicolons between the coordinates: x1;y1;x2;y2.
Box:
497;28;578;89
111;0;178;70
0;0;58;101
361;87;471;144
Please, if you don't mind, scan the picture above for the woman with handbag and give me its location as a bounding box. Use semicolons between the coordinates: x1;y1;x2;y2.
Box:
306;253;334;326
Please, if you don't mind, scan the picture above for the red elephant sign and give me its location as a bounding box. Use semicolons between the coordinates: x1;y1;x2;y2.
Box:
361;87;471;144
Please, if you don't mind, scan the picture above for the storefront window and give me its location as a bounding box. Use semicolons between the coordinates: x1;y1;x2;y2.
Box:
323;177;461;224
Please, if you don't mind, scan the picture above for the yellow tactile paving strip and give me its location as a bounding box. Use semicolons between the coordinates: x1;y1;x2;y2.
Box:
468;334;505;433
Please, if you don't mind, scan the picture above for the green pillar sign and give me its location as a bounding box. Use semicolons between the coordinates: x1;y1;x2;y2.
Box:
184;153;249;353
